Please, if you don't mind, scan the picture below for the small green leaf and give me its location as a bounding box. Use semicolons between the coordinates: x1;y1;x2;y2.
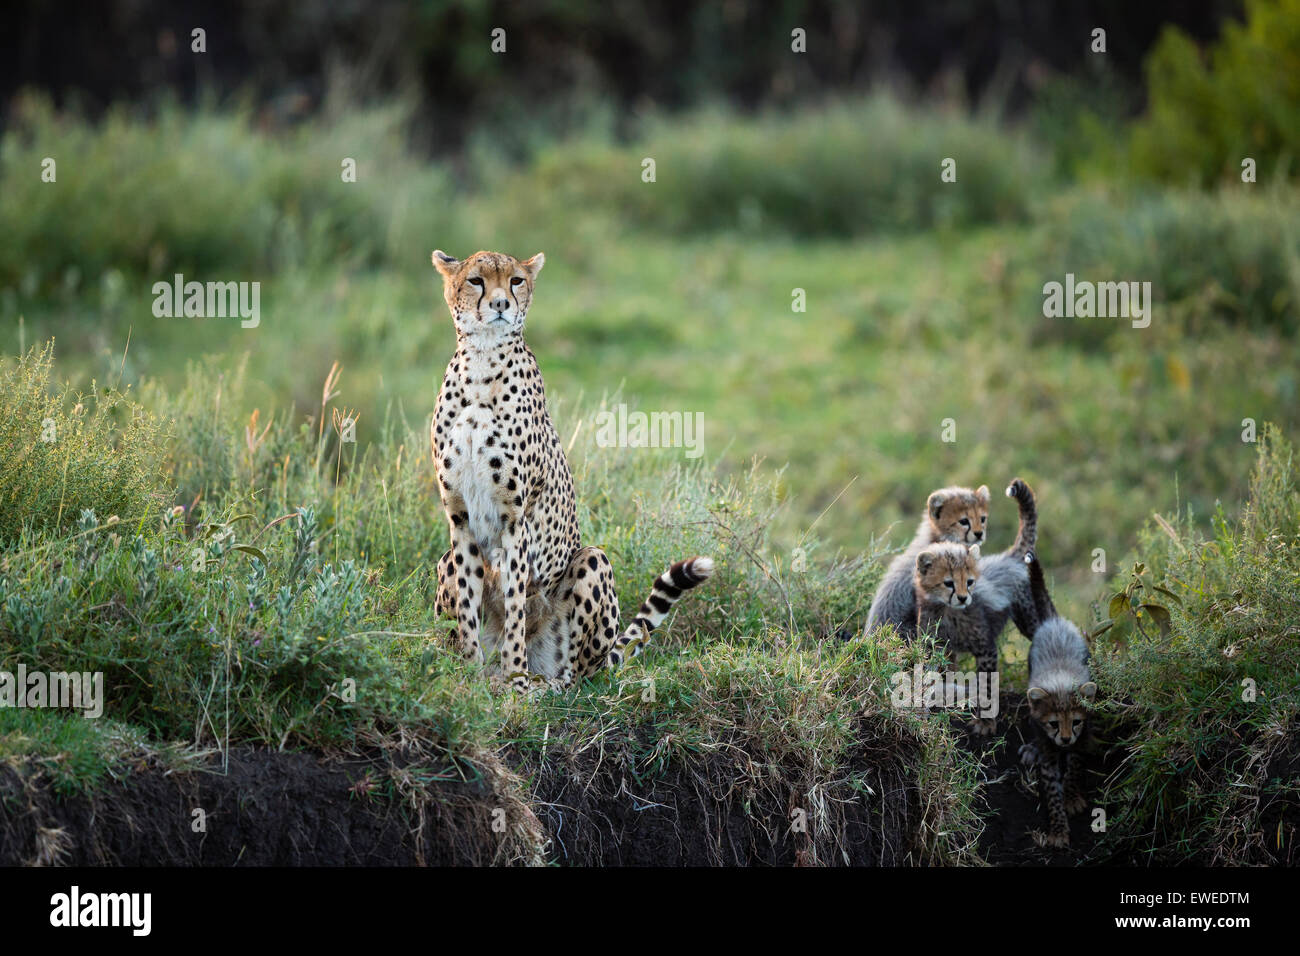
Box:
1152;585;1183;605
1140;603;1172;631
1108;593;1129;619
1088;620;1115;638
232;545;269;564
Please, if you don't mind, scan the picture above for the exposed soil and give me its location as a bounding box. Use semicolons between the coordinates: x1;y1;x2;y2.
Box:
0;720;927;866
0;748;511;866
521;721;923;866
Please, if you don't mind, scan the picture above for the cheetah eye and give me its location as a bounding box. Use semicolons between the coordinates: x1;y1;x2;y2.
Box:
468;276;484;287
1072;718;1082;727
1048;719;1059;728
980;515;987;524
966;578;975;588
943;579;954;588
959;518;970;526
510;276;524;286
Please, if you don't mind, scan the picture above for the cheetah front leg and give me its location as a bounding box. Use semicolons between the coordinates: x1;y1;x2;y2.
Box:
497;518;533;692
1036;752;1070;848
969;635;1000;736
1063;751;1088;816
443;501;486;666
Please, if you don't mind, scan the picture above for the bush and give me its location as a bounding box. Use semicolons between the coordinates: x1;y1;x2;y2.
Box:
1093;425;1300;864
0;342;168;543
0;96;454;297
1130;0;1300;186
516;95;1045;238
1029;188;1300;338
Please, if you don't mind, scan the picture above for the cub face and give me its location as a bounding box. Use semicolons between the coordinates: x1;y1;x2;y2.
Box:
432;249;545;340
915;542;981;608
926;485;990;544
1026;682;1097;747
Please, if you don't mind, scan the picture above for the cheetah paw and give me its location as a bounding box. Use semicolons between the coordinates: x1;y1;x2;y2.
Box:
1065;793;1089;816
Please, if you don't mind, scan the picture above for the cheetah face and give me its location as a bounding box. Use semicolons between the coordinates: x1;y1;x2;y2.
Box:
1026;682;1096;747
915;543;980;608
432;249;544;340
926;485;989;545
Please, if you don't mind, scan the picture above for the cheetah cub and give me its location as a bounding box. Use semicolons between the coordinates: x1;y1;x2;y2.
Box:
866;484;991;639
868;479;1039;641
909;481;1045;734
1019;551;1096;848
429;249;713;692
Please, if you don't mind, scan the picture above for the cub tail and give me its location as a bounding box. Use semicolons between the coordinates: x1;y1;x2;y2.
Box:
607;556;715;668
1025;549;1057;623
1005;478;1038;559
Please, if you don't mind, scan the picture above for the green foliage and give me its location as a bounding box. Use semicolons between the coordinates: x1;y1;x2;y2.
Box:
0;95;454;295
1030;188;1300;339
1130;0;1300;185
0;342;167;543
1093;426;1300;863
519;96;1043;238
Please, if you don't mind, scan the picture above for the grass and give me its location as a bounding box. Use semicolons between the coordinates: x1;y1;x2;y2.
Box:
1;90;1298;863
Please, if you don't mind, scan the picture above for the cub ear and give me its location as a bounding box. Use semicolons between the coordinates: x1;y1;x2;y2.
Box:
968;543;981;560
1026;687;1048;702
927;491;947;521
1079;681;1098;701
916;550;936;573
431;250;460;278
522;252;545;278
975;484;990;504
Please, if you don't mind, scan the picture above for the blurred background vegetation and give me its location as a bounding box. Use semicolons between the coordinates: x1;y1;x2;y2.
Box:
2;0;1298;863
4;0;1298;610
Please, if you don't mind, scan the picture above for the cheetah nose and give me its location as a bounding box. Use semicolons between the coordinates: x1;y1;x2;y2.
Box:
956;594;969;605
489;295;509;312
973;530;984;541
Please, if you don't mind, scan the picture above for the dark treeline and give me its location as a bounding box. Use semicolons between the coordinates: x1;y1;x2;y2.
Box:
4;0;1238;146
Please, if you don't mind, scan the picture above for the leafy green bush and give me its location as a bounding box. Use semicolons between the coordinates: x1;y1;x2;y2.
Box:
0;342;167;542
0;96;454;296
1130;0;1300;186
1093;425;1300;864
514;95;1045;238
1029;188;1300;338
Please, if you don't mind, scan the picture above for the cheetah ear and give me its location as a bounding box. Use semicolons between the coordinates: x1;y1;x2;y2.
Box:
522;252;545;278
916;550;935;573
975;484;990;504
1027;687;1048;702
431;250;460;278
927;491;947;521
1079;681;1097;701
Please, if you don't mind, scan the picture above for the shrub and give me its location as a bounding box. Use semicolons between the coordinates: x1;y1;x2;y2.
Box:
1093;425;1300;864
515;95;1045;238
0;342;168;543
1130;0;1300;186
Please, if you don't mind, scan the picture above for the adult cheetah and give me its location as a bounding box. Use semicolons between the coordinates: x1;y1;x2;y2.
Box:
430;249;713;692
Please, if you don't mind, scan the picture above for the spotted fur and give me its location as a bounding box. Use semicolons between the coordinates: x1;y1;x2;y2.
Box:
430;249;713;692
1019;550;1096;847
866;484;990;638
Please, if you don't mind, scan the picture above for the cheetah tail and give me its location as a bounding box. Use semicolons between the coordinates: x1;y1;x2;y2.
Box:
607;556;715;668
1004;478;1038;559
1025;550;1057;623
